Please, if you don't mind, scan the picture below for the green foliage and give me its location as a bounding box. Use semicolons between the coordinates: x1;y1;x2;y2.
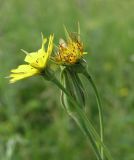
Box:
0;0;133;159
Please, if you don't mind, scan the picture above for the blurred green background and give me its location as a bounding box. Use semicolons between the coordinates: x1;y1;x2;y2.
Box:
0;0;134;159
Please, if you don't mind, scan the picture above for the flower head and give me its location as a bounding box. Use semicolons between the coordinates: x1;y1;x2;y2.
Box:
55;27;87;65
9;34;54;83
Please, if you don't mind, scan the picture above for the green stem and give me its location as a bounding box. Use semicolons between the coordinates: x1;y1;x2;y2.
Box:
70;113;100;160
51;77;102;160
50;77;112;160
42;72;112;160
83;71;104;159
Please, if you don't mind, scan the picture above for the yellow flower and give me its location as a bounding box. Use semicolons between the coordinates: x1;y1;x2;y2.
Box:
119;87;129;97
55;27;87;65
9;34;54;83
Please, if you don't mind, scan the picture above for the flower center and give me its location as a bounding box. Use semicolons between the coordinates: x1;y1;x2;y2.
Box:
55;40;83;64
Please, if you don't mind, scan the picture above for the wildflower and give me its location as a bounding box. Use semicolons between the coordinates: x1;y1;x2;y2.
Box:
55;26;88;111
9;34;54;83
55;27;87;65
119;87;129;97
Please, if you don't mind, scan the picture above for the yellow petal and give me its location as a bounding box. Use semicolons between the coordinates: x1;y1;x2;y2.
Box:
24;34;54;69
10;65;39;83
41;33;47;51
24;51;43;68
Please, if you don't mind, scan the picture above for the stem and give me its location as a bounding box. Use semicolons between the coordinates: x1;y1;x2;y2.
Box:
70;113;100;160
51;77;112;160
51;77;102;160
43;74;112;160
83;71;104;159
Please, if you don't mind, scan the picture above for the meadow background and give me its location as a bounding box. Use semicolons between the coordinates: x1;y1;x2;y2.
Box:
0;0;134;159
